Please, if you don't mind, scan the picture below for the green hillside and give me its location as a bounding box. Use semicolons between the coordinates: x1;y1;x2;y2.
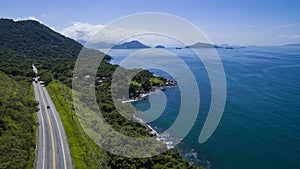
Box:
0;19;81;58
0;72;37;169
0;18;203;169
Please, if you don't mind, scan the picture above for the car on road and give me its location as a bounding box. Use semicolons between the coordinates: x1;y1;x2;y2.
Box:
47;106;50;109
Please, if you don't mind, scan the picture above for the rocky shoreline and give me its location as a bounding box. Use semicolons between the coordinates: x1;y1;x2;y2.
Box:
129;79;178;149
122;79;177;103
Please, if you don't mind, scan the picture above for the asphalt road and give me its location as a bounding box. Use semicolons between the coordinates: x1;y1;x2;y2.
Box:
34;81;73;169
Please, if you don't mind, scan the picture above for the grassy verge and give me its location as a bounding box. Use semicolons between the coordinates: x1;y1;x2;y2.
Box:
46;80;203;169
46;80;109;169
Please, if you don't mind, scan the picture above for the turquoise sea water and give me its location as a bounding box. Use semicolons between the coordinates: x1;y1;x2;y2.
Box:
107;46;300;169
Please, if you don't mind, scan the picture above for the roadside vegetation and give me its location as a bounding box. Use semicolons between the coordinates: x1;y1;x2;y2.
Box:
0;18;203;169
0;72;38;169
47;80;201;169
47;81;110;169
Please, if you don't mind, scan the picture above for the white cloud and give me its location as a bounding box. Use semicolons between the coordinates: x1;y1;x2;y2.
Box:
59;21;208;47
13;16;41;23
59;22;147;43
60;22;105;42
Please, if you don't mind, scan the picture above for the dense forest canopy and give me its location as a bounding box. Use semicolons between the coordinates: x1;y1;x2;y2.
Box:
0;18;202;169
0;19;81;58
0;72;37;169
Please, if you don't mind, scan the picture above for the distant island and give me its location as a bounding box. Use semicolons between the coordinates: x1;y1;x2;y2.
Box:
79;40;249;50
185;42;245;49
186;42;218;48
79;40;150;49
112;40;151;49
155;45;166;48
76;39;248;50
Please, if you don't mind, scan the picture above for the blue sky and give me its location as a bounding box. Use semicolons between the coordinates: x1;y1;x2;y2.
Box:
1;0;300;45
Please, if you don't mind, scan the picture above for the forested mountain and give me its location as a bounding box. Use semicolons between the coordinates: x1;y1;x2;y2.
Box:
0;18;202;169
0;19;81;58
0;18;110;86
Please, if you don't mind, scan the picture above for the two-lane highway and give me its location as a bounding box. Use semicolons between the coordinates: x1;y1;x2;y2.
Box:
34;81;73;169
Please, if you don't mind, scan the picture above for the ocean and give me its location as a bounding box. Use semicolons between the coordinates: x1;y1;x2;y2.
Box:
106;46;300;169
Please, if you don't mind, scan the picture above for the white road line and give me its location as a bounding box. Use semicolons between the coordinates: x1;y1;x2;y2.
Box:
52;109;67;169
38;83;56;169
42;86;67;169
40;104;46;169
34;83;45;169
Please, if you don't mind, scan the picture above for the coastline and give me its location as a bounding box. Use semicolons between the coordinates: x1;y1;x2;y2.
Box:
119;77;178;149
133;115;175;149
121;79;177;104
121;89;156;103
129;82;178;150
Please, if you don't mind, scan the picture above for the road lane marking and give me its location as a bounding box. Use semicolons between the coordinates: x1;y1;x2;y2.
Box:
42;87;67;169
37;83;56;169
34;83;45;169
40;109;46;169
40;100;46;169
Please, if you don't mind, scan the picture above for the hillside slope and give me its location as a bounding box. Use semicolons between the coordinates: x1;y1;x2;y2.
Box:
0;19;82;58
0;18;202;169
0;72;37;169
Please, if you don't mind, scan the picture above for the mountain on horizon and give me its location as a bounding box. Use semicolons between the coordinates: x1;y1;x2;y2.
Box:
186;42;247;49
112;40;151;49
186;42;219;48
155;45;166;48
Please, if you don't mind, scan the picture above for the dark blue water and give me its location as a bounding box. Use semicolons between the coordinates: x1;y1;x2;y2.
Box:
106;46;300;169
